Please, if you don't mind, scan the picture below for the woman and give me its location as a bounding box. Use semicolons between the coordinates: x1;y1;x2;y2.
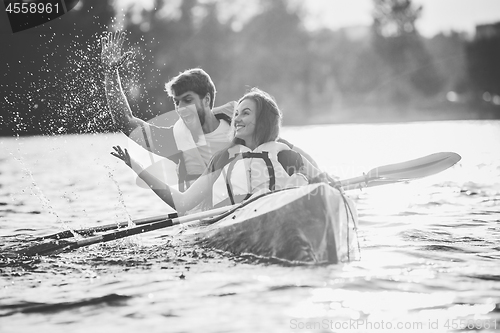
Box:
111;88;324;212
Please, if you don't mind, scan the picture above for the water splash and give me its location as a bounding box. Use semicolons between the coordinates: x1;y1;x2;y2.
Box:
104;166;133;228
11;151;62;225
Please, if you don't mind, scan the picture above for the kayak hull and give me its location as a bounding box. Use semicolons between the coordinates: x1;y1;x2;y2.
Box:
195;183;359;264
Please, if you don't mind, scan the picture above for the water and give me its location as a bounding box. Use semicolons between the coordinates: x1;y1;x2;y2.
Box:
1;120;499;333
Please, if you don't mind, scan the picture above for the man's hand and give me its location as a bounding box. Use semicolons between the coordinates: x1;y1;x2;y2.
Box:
101;31;133;72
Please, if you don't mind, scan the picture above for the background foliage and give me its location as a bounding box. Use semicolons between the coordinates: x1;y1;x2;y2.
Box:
1;0;499;136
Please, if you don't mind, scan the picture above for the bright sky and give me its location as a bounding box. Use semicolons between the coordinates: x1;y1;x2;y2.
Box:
116;0;500;38
305;0;500;37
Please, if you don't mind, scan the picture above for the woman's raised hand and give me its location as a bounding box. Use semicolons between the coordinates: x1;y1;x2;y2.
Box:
110;145;132;168
101;31;133;72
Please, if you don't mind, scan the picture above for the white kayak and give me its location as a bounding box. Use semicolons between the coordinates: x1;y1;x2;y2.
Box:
192;183;360;264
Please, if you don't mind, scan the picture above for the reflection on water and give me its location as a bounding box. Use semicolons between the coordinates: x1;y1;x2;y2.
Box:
0;120;499;333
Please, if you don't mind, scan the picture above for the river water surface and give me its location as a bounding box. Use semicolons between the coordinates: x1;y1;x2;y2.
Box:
1;120;499;333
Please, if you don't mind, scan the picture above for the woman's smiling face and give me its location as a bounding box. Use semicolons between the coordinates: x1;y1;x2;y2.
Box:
233;98;258;147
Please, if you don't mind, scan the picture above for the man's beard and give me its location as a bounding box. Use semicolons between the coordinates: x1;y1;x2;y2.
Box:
197;105;205;126
186;104;205;143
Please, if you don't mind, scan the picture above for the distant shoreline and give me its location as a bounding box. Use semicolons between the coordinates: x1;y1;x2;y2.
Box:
1;105;499;137
288;104;500;126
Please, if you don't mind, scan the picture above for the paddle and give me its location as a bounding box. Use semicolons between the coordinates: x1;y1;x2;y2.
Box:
33;152;461;242
338;152;461;190
16;186;296;257
33;212;179;241
16;204;238;257
16;151;460;256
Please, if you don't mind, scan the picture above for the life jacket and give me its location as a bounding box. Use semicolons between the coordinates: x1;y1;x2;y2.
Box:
174;101;235;191
211;141;296;208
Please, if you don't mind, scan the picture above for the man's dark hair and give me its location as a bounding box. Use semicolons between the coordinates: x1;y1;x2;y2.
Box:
165;68;217;109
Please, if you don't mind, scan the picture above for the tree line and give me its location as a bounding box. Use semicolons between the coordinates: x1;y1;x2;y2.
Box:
1;0;499;136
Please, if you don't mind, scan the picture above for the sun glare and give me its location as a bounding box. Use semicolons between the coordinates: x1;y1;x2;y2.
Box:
303;0;373;31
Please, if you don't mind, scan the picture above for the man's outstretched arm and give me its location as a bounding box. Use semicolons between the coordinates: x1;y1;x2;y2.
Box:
101;31;180;159
101;31;144;135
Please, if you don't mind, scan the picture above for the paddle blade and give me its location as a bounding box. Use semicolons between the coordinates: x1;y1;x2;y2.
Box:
369;152;461;181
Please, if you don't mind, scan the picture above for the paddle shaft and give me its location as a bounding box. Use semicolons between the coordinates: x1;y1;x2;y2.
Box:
22;151;461;255
19;189;287;257
73;205;236;248
34;152;461;241
34;212;179;241
19;204;237;256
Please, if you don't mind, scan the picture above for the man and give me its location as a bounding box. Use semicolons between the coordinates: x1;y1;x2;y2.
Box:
102;31;317;190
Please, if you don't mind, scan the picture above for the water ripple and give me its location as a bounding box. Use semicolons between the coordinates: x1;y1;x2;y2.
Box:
0;293;131;316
